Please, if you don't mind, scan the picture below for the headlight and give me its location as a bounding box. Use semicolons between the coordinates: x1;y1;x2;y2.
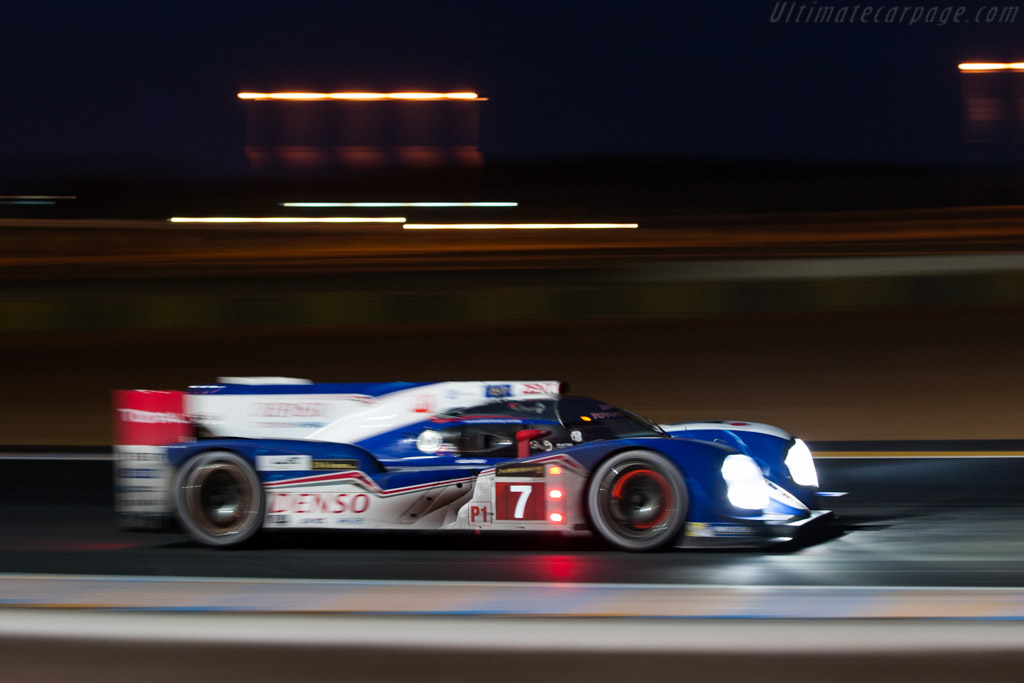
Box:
785;438;819;488
721;453;769;510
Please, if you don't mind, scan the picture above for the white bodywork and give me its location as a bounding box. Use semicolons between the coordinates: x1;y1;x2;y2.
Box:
661;420;793;440
188;379;562;440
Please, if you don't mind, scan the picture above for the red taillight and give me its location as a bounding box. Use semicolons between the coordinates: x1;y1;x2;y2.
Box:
549;512;564;523
549;489;563;499
548;466;562;475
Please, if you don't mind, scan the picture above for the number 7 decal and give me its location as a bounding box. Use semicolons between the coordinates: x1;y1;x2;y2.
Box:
495;482;545;520
509;484;532;519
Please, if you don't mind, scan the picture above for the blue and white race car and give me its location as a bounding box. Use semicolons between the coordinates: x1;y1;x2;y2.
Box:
113;379;830;551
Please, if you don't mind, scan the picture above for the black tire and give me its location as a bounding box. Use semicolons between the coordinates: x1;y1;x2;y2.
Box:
173;450;264;547
586;450;688;552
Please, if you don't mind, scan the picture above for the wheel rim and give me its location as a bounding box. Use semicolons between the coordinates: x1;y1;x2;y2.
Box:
600;463;674;537
181;461;258;538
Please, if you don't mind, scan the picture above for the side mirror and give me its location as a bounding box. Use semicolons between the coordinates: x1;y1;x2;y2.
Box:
515;429;551;459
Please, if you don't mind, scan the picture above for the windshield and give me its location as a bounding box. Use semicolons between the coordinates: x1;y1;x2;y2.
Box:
556;396;666;442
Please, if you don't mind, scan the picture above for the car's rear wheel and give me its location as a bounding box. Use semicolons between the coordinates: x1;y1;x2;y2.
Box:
174;451;264;547
586;450;688;551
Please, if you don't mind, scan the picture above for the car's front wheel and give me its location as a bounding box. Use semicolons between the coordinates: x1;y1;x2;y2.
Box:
586;450;688;551
174;450;264;547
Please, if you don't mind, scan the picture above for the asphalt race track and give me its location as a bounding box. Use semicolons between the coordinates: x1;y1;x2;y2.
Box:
2;454;1023;595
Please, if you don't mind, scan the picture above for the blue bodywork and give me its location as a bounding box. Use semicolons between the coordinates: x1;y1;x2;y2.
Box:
667;424;818;509
166;395;824;542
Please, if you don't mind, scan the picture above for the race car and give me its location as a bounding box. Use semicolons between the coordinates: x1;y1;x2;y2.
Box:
113;379;830;551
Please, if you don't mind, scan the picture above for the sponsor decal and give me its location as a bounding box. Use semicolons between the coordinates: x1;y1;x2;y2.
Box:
495;463;545;478
570;430;583;443
116;409;189;425
118;452;167;463
256;454;311;471
685;522;757;538
248;402;336;418
268;492;371;515
521;382;559;395
113;444;172;515
118;499;167;508
311;458;360;471
413;394;437;414
485;384;512;398
113;390;190;447
116;467;165;479
250;421;328;429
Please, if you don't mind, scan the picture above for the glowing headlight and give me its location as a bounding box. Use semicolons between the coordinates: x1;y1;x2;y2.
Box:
785;438;819;488
721;453;769;510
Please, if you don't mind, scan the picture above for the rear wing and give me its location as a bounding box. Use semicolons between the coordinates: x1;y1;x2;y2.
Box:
112;390;190;524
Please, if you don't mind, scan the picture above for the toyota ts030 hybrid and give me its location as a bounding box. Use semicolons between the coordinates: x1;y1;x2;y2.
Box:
113;379;831;551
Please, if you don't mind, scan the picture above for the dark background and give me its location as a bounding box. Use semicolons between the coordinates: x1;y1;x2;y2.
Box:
2;0;1022;179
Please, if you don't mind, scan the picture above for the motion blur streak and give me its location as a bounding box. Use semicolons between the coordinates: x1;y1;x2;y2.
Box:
237;92;481;101
168;217;406;224
0;195;76;200
281;202;518;208
958;62;1024;71
403;223;639;230
0;194;75;206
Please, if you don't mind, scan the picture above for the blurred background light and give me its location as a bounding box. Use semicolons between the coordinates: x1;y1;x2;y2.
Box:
403;223;638;230
958;62;1024;72
168;216;406;223
281;202;518;208
0;195;75;205
237;92;482;101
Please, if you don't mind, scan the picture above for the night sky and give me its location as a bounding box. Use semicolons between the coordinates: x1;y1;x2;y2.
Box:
2;1;1021;178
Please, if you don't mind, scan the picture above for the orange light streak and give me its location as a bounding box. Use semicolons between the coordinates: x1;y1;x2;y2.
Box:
237;92;482;101
403;223;638;230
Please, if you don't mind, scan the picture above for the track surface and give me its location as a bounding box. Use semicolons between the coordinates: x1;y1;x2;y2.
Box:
2;456;1023;588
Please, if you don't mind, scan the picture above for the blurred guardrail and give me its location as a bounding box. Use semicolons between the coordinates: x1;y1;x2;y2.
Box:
2;610;1024;683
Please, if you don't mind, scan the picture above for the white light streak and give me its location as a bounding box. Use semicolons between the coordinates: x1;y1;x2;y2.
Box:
958;62;1024;72
281;202;518;208
168;217;406;224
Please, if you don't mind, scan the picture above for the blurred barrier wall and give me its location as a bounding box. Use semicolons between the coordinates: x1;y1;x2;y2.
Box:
7;256;1024;332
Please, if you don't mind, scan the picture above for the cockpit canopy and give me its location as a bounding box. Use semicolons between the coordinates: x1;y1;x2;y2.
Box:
417;396;666;458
